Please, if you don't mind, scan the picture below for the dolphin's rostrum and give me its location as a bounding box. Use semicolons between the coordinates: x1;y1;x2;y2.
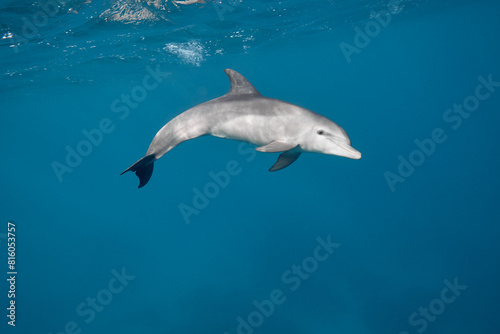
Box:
122;69;361;188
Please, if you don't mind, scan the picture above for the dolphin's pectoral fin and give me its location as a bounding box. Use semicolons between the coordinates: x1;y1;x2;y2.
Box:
269;149;302;172
256;140;298;153
121;154;156;188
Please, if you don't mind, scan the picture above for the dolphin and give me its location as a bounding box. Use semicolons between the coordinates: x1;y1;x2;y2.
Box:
122;69;361;188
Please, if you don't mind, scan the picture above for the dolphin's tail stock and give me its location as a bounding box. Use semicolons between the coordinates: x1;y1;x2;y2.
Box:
121;154;156;188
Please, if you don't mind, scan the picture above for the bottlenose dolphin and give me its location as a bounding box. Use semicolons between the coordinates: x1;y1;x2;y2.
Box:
122;69;361;188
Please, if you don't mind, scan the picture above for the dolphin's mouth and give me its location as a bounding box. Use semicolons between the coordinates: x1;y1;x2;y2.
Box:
330;139;362;159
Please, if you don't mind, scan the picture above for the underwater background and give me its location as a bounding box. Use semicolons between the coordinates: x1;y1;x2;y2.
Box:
1;0;500;333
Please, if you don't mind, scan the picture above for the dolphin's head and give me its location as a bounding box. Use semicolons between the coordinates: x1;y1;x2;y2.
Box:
299;116;361;159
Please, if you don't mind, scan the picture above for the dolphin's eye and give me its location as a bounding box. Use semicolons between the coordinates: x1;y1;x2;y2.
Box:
317;130;324;135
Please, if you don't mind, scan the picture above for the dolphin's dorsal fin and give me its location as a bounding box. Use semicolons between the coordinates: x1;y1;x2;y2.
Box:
224;69;261;96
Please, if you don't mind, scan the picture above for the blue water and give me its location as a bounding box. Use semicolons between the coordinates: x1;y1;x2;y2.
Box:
1;0;500;333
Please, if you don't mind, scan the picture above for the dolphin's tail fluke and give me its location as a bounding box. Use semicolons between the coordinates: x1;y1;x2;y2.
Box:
121;154;156;188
